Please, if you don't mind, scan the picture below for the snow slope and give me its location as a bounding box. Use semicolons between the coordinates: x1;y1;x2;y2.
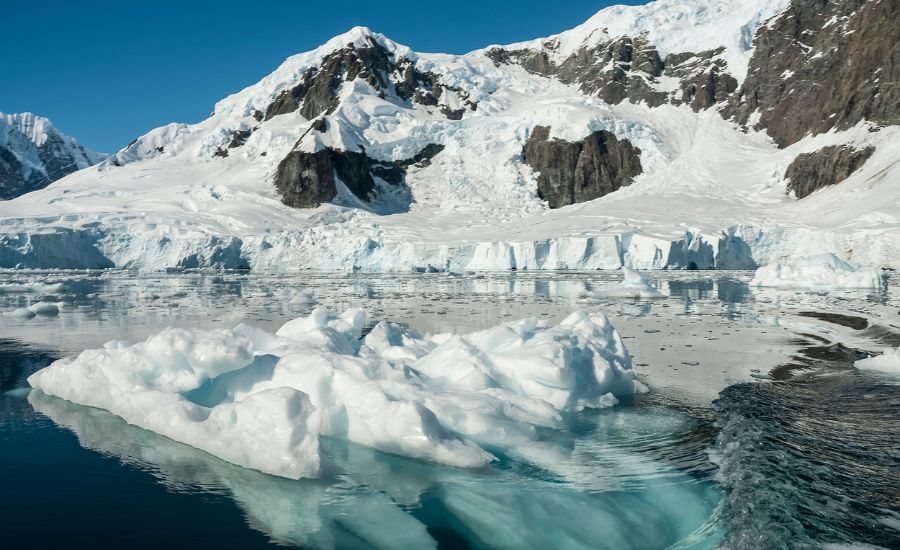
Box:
0;0;897;271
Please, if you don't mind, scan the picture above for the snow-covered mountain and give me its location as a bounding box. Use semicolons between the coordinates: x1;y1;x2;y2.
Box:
0;112;106;200
0;0;897;270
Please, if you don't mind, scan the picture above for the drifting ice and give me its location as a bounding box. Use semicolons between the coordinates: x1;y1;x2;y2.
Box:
749;253;883;289
855;347;900;374
597;267;664;298
28;308;646;478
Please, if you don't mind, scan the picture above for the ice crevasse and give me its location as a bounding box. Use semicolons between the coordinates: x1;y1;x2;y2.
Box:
28;307;647;479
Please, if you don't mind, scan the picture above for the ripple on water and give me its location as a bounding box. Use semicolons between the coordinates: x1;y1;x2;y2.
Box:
711;373;900;549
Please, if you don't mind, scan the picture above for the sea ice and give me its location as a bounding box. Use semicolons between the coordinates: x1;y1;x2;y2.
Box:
597;267;664;298
27;301;60;316
855;347;900;374
750;254;884;289
0;282;65;293
28;307;646;478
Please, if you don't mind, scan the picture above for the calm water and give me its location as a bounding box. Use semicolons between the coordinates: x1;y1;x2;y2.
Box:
1;270;898;549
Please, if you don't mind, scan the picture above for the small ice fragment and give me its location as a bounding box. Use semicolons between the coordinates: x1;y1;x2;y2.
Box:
597;267;664;298
28;302;60;316
855;347;900;374
750;253;883;289
11;308;36;319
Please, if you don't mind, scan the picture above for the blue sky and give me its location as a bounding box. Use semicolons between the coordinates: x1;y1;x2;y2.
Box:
1;1;640;152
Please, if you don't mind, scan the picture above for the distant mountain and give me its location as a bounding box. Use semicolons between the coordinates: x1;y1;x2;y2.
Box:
0;0;897;270
0;112;106;200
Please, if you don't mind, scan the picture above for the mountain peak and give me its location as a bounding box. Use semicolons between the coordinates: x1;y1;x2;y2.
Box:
0;111;106;200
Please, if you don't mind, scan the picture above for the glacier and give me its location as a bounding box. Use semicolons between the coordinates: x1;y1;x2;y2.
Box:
0;0;897;271
28;307;647;478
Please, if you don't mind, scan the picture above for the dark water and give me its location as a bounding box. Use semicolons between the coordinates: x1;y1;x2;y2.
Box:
1;271;899;548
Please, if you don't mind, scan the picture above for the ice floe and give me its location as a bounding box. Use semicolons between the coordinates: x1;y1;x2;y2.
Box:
28;307;646;478
855;347;900;374
597;267;664;298
749;253;884;290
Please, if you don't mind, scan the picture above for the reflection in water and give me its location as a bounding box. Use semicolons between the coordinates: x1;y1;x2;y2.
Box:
30;391;721;549
4;270;899;548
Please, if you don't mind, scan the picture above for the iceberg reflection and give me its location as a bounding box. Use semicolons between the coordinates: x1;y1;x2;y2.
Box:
30;391;721;549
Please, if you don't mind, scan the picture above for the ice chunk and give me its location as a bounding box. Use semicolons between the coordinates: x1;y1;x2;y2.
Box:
29;308;646;479
596;267;664;298
0;282;65;293
855;347;900;374
10;307;36;319
750;254;883;289
28;328;323;479
27;301;61;316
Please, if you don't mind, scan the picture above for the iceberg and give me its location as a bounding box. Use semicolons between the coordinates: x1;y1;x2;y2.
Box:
596;267;664;298
855;347;900;374
749;253;884;290
28;307;646;479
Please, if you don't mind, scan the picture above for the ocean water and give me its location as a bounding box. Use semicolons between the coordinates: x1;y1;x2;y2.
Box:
1;270;898;549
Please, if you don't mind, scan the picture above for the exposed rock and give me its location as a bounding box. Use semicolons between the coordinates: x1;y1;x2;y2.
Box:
0;112;106;200
523;126;642;209
275;143;445;208
274;149;340;209
310;117;328;133
265;38;474;122
487;36;737;110
785;145;875;199
727;0;900;147
665;49;738;112
228;129;253;149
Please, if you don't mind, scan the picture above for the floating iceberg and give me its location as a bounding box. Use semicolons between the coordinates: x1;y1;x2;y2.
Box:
8;301;62;319
0;281;65;293
749;253;883;289
855;347;900;374
596;267;664;298
28;307;646;478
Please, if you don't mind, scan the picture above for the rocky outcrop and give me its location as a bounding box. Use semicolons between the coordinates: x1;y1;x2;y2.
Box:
665;49;738;112
727;0;899;147
275;142;444;209
0;112;105;200
0;146;30;200
523;126;642;209
265;37;475;122
785;145;875;199
487;36;738;110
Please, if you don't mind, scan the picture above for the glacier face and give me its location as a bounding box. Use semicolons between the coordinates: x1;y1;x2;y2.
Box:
0;112;106;200
0;0;898;271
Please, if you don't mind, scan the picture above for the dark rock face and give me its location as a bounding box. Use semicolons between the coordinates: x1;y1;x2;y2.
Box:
665;49;738;112
728;0;899;147
0;146;30;200
487;36;738;110
275;142;444;209
523;126;642;209
265;37;475;122
784;145;875;199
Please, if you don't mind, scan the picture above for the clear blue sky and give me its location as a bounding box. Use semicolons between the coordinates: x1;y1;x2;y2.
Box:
1;0;641;152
